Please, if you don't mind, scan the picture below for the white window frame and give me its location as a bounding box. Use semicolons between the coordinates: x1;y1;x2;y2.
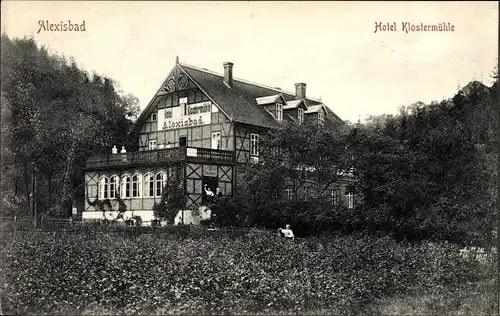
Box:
149;140;157;151
121;175;131;198
144;173;154;198
347;192;354;209
151;112;157;122
211;132;222;150
109;175;120;199
132;174;142;198
318;112;324;126
250;133;260;156
298;108;304;124
155;172;167;197
276;103;283;121
331;189;337;207
303;186;310;201
99;176;109;200
285;187;293;200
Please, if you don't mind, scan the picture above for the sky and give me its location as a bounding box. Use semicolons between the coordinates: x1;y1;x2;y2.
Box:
1;1;498;123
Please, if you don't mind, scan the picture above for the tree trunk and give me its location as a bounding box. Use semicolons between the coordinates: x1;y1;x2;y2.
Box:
59;147;76;216
32;160;37;228
23;159;31;215
48;171;53;206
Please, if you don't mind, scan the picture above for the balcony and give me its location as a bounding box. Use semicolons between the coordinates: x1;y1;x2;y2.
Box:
85;147;235;169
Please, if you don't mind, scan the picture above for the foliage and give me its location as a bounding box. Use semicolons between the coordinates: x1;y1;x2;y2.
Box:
349;81;497;245
221;120;353;233
0;34;139;218
0;230;495;315
152;173;186;223
220;77;497;245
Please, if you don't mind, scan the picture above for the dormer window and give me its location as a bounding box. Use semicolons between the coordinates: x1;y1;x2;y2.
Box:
276;103;283;121
298;108;304;124
318;112;324;126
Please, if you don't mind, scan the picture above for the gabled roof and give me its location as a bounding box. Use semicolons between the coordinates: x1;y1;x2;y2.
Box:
131;61;345;134
284;99;307;110
180;63;279;129
305;104;328;114
256;94;286;105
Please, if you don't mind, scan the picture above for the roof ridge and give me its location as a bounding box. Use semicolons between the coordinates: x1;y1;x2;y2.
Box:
179;62;322;102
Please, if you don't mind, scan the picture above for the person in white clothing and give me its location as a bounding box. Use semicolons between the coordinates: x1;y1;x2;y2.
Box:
204;184;215;203
278;224;295;241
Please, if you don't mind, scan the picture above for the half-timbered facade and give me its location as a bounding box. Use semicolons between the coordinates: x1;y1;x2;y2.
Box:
83;58;353;224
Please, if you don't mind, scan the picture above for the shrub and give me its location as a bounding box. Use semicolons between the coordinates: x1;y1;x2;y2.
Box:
1;230;494;315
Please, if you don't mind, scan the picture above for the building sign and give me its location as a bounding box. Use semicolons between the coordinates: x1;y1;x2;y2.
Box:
157;101;212;131
186;148;198;157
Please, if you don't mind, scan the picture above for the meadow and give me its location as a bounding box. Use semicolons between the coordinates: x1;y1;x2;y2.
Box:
0;227;496;315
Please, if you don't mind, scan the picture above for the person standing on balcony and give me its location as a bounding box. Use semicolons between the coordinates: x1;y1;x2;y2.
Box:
112;145;118;154
120;146;127;162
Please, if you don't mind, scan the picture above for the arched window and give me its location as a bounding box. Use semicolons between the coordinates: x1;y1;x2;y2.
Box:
155;172;167;197
99;176;109;199
121;175;131;198
109;175;120;199
144;173;154;198
132;174;142;198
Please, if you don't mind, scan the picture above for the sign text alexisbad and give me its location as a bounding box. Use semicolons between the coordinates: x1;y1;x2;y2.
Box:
158;101;212;131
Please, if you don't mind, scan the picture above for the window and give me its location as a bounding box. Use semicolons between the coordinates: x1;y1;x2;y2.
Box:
250;133;259;156
298;108;304;124
151;113;157;122
109;176;119;199
144;173;154;197
149;140;157;150
318;112;324;126
180;97;188;115
303;186;310;201
346;191;354;209
211;132;221;150
99;176;109;199
179;137;187;147
132;174;142;198
276;103;283;121
155;172;167;197
121;175;131;198
331;189;337;207
285;187;293;200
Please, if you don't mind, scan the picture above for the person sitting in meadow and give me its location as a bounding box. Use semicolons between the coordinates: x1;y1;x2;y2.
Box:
278;224;295;241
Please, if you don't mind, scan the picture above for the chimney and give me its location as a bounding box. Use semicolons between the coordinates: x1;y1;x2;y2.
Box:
295;83;306;99
223;62;234;88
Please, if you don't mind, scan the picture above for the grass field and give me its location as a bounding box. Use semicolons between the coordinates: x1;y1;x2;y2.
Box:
0;227;496;315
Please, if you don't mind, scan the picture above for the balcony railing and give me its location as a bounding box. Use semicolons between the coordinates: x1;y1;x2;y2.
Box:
85;147;234;169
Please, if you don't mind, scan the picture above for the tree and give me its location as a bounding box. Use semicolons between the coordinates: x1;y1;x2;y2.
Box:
0;34;138;220
153;172;186;224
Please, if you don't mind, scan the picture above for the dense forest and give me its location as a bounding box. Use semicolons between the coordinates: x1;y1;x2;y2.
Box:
217;72;498;245
1;34;139;218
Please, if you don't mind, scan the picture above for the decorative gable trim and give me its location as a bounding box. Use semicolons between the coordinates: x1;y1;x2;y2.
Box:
130;62;233;135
